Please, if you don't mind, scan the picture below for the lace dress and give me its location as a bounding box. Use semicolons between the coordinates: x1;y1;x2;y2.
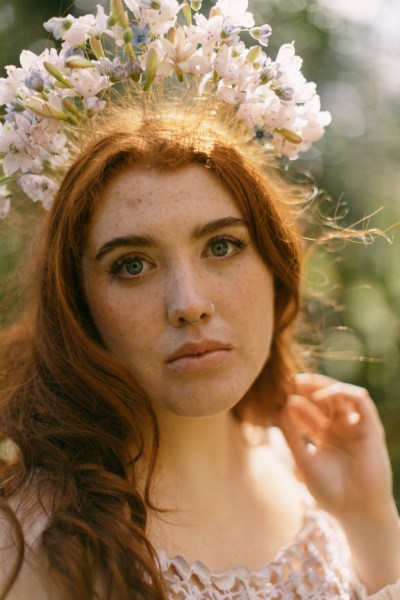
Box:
158;504;366;599
157;428;400;600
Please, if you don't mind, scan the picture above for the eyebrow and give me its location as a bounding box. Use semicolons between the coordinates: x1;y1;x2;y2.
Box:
94;216;249;261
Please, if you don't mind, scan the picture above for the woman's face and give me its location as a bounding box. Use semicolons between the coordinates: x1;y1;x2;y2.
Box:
82;164;274;418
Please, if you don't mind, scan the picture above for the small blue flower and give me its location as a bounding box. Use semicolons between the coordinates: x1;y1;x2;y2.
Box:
253;124;272;144
25;72;44;92
131;24;151;47
65;47;85;59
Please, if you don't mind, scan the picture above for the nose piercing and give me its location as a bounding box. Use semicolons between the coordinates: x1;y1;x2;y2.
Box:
185;302;215;325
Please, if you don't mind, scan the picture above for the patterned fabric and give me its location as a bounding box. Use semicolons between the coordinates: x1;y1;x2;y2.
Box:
158;507;366;599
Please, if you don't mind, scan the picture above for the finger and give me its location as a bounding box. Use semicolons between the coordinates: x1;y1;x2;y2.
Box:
311;382;383;428
294;372;337;397
294;375;384;432
286;394;330;438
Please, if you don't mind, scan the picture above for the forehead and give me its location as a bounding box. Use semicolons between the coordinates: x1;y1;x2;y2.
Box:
88;164;243;243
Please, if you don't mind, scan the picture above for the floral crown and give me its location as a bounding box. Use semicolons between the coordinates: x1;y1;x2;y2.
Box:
0;0;331;217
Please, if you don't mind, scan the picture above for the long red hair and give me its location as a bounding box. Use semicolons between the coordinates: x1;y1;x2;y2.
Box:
0;95;302;599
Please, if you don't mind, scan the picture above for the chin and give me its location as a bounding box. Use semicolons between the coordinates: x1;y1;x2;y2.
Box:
144;366;265;420
153;383;251;419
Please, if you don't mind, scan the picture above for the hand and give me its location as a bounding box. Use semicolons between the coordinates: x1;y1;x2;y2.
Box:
275;373;393;521
275;372;400;593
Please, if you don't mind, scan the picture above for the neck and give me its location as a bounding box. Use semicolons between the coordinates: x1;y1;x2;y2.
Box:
144;410;248;510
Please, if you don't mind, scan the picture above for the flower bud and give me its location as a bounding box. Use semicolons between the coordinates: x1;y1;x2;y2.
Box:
110;0;129;29
190;0;202;11
167;27;176;43
259;66;275;85
62;98;81;117
274;86;294;103
25;97;71;122
275;128;302;144
44;61;73;88
182;3;192;26
90;36;105;59
138;0;161;8
65;56;96;69
143;48;158;91
123;27;133;44
250;25;272;46
110;63;127;82
246;46;262;65
125;58;142;81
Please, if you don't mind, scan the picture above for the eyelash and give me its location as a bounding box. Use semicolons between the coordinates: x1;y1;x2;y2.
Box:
205;235;248;257
108;235;248;279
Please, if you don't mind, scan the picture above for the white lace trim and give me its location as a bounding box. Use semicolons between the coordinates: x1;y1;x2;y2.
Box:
157;508;367;599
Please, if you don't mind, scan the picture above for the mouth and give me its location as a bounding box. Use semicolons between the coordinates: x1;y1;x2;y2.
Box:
166;341;233;374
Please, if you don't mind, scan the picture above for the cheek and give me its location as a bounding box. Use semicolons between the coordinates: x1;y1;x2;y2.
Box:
85;281;159;356
228;265;274;327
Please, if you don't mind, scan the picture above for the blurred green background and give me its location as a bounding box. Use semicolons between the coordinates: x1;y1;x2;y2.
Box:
1;0;400;498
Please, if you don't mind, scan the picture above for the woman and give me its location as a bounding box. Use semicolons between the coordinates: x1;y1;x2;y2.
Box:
0;1;399;598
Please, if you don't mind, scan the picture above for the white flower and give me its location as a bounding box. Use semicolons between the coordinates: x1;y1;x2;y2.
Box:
44;9;107;48
214;44;243;84
0;0;332;216
0;80;18;105
20;48;58;72
274;43;305;89
236;101;266;128
95;5;108;34
16;48;70;99
19;174;58;209
155;28;206;76
85;96;107;114
215;0;254;28
0;118;38;175
188;14;224;50
29;118;68;155
69;69;108;98
297;96;332;147
124;0;182;35
0;66;24;104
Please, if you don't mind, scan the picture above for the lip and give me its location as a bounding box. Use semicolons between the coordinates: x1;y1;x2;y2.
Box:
166;340;233;374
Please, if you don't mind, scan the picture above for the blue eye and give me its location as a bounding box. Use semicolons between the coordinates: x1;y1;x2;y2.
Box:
110;255;151;278
124;257;144;275
210;239;230;257
207;236;247;259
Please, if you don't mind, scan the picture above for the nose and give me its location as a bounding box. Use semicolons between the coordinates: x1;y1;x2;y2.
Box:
166;264;215;327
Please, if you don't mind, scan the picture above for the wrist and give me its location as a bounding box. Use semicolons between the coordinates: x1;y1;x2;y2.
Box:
338;501;400;594
338;497;400;532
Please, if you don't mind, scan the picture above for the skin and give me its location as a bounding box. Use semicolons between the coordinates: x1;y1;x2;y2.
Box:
81;164;400;592
82;164;274;419
1;166;399;598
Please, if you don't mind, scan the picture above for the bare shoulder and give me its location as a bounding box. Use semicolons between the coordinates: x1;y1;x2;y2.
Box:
0;492;57;600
